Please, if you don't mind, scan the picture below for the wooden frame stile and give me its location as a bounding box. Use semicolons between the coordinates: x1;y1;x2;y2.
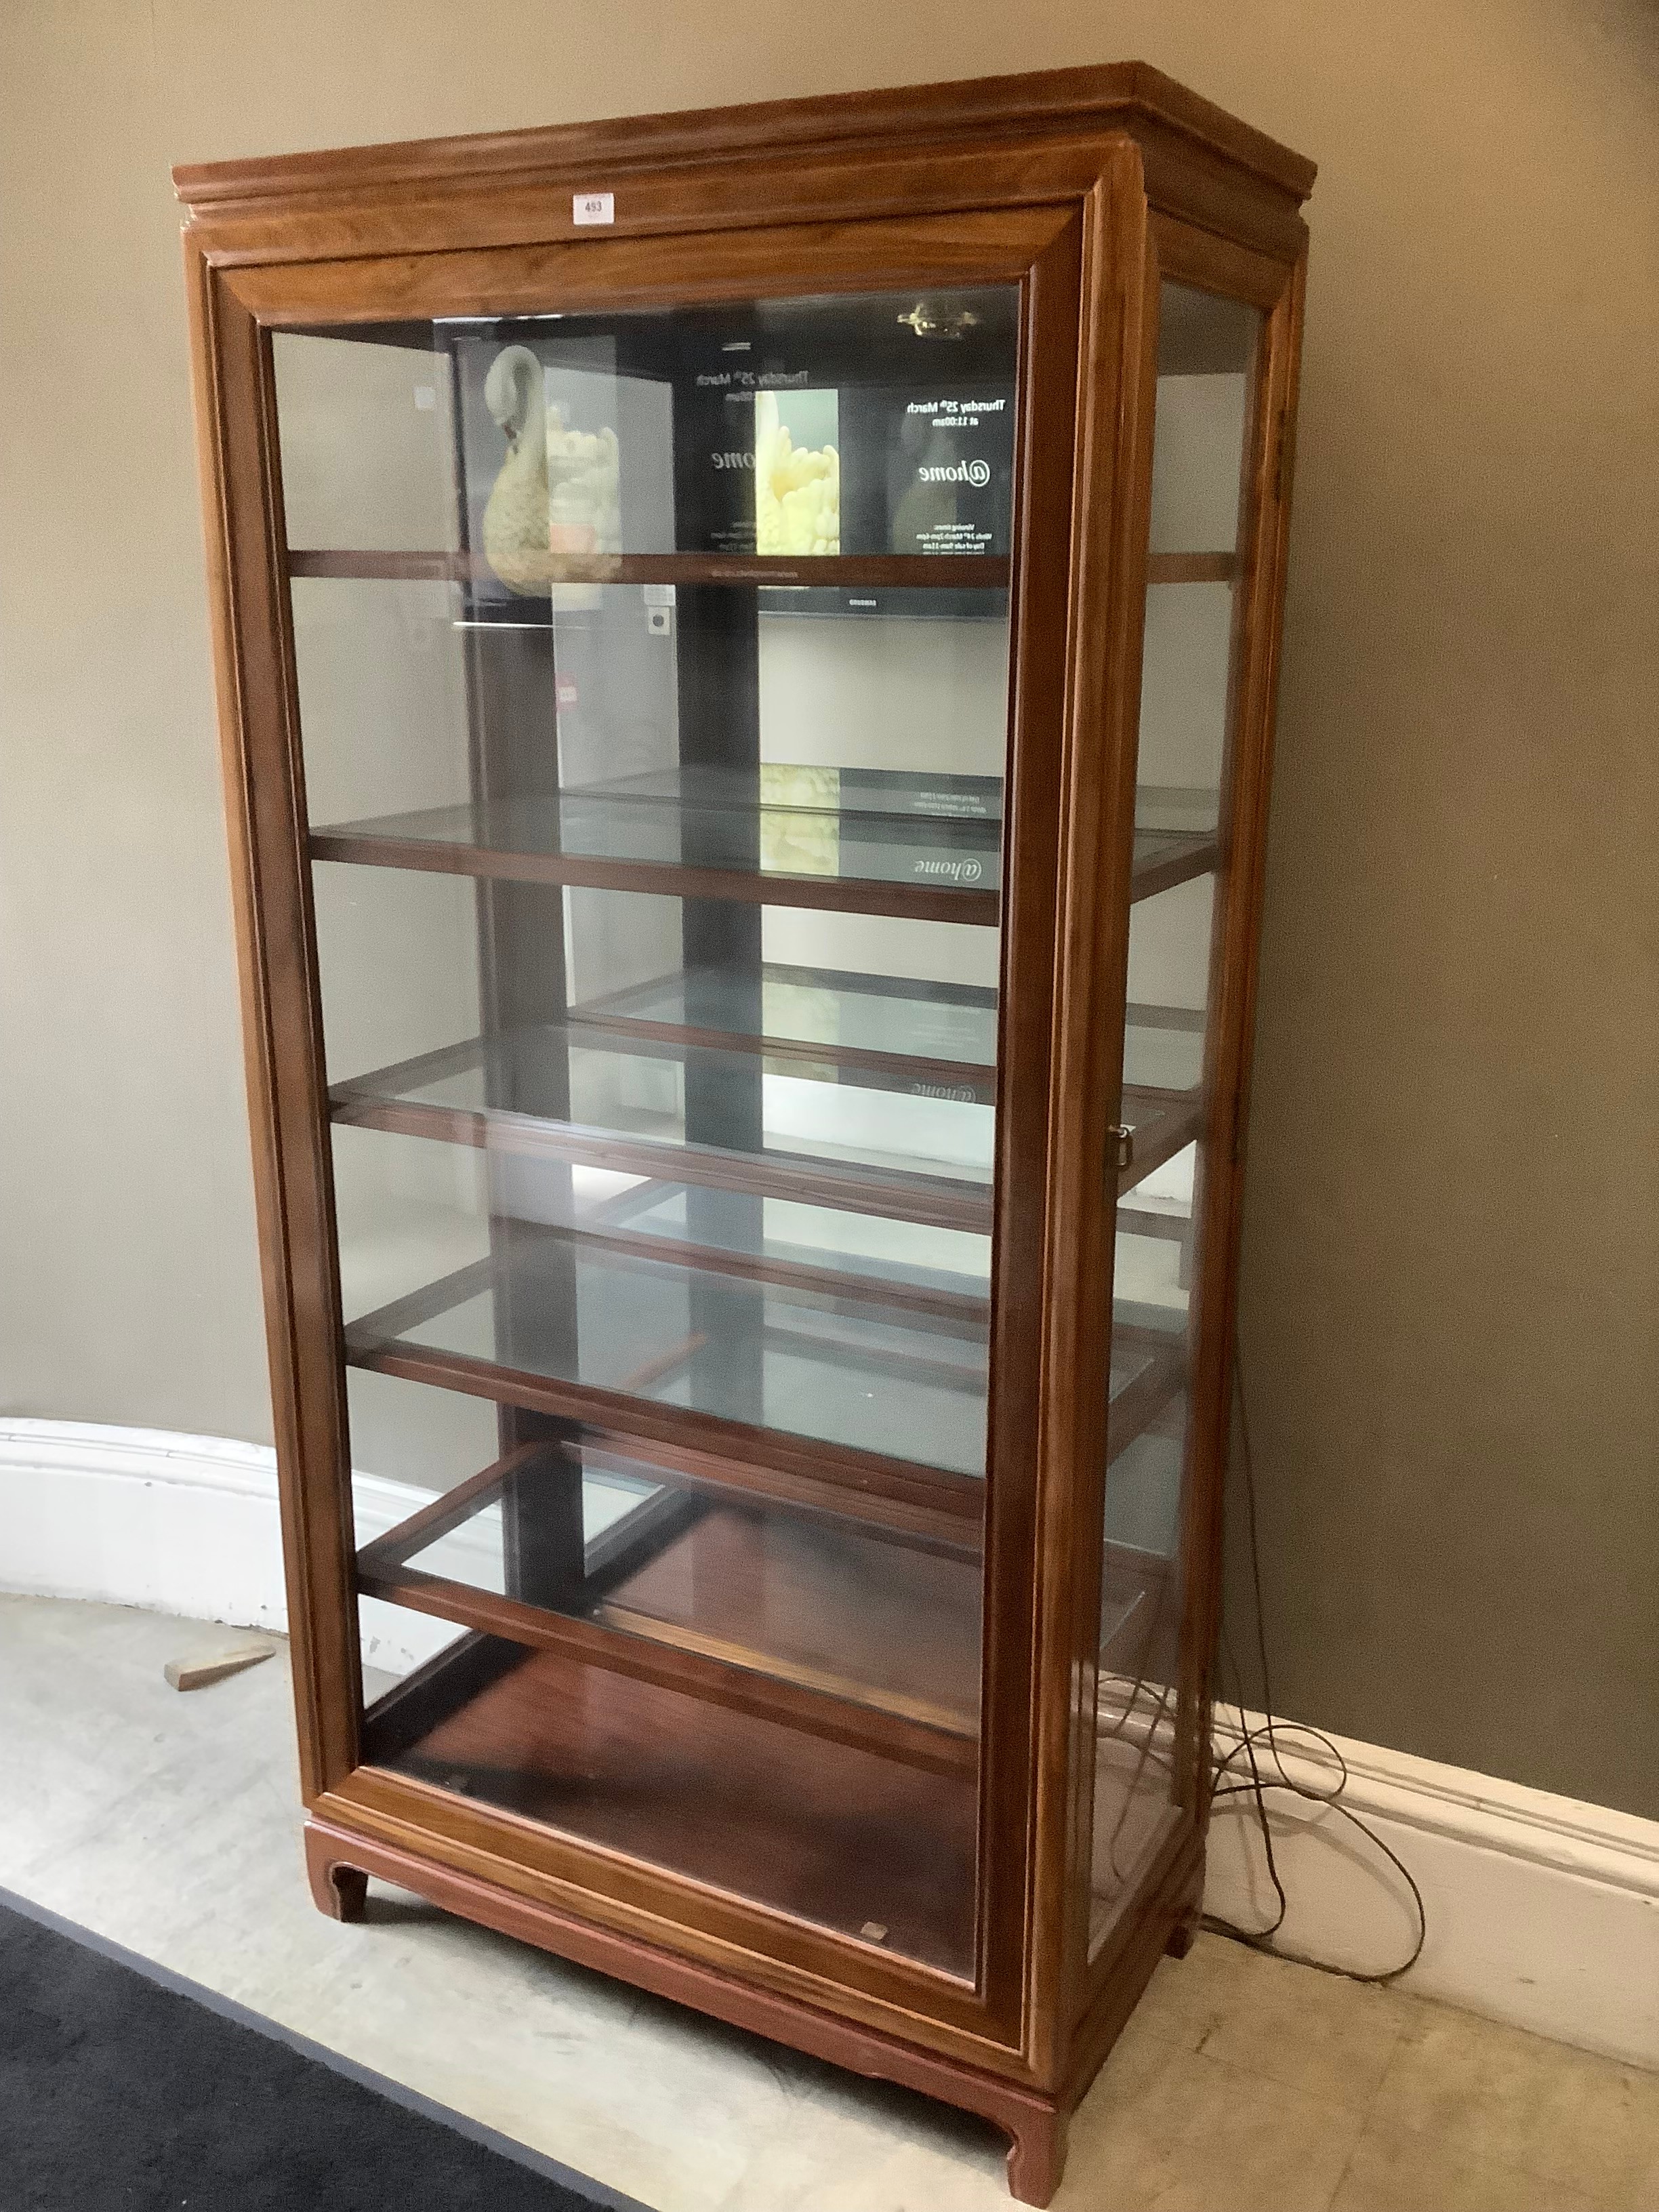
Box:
1033;138;1168;2100
177;68;1313;2208
184;244;363;1805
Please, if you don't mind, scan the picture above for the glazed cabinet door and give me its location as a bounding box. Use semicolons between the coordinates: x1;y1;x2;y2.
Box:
1071;255;1288;1978
217;208;1088;2043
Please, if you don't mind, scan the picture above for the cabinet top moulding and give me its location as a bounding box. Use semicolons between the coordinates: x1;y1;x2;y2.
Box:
171;62;1314;270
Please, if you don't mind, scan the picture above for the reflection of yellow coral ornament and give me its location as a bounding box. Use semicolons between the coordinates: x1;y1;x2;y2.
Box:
758;764;840;876
754;392;839;555
546;413;621;556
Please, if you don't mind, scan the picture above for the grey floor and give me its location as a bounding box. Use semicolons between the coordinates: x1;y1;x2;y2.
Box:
3;1593;1656;2211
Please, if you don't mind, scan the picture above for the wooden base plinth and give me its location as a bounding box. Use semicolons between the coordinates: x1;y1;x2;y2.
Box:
302;1816;1072;2203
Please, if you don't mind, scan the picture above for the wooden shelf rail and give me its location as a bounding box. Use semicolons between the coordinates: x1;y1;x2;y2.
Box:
285;546;1235;588
331;1086;994;1237
354;1552;979;1778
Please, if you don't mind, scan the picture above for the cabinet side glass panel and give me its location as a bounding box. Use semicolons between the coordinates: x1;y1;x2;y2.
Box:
1087;282;1261;1959
272;285;1020;1978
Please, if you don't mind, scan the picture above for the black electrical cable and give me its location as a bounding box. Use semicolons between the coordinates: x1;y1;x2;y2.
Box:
1200;1351;1428;1985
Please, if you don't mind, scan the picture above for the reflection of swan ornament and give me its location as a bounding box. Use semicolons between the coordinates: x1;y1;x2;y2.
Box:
482;346;550;595
481;345;624;594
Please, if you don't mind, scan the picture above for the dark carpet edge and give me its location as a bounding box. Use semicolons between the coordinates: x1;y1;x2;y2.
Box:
0;1881;653;2212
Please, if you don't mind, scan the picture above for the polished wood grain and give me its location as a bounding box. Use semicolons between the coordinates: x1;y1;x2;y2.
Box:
184;63;1311;2205
309;821;1002;926
287;545;1218;590
367;1637;980;1972
288;548;1010;589
1128;830;1221;901
221;201;1076;331
1145;552;1237;583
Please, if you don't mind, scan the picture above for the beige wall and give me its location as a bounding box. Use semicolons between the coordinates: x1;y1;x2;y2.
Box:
1;0;1654;1814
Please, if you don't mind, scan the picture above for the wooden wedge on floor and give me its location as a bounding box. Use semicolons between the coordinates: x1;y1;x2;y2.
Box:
163;1641;278;1692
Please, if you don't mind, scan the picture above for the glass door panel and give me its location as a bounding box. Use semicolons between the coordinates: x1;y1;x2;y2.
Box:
1088;281;1261;1957
274;281;1021;1977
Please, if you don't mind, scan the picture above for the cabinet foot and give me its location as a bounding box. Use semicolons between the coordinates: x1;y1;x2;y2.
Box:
1164;1868;1204;1959
1005;2104;1068;2207
305;1826;369;1922
1165;1910;1200;1960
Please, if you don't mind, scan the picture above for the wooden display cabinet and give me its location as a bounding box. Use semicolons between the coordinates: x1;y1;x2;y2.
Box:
178;64;1313;2204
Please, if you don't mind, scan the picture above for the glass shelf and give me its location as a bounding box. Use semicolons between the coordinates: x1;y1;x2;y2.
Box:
346;1218;992;1479
331;1025;994;1233
310;794;1214;914
589;962;1206;1104
343;1218;1183;1498
331;1025;1193;1212
311;790;1004;920
359;1435;985;1738
577;961;1000;1098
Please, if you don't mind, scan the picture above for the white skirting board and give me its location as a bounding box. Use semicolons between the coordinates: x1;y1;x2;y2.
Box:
0;1417;479;1678
2;1417;1655;2069
1204;1710;1659;2070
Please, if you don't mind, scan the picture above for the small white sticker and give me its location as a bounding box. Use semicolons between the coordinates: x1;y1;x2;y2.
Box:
413;384;436;411
573;190;614;226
